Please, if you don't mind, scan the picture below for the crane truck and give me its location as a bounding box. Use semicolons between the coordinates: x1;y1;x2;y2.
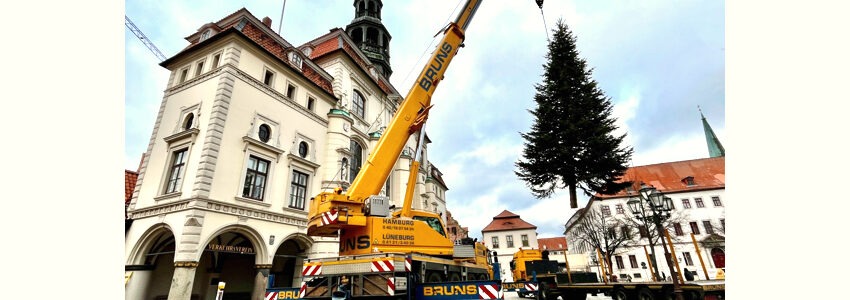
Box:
506;248;725;300
285;0;504;299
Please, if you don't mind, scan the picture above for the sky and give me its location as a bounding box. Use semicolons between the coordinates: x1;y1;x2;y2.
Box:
125;0;725;240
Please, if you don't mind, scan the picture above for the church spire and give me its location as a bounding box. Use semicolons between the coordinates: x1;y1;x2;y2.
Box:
346;0;393;78
700;106;725;158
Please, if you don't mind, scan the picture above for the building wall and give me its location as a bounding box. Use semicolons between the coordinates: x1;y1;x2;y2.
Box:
483;228;538;282
126;12;452;298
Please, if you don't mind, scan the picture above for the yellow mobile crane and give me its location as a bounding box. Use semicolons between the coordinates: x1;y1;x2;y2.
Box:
292;1;501;299
307;0;480;257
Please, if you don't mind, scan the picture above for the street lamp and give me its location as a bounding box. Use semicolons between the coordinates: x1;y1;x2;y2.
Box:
627;185;683;300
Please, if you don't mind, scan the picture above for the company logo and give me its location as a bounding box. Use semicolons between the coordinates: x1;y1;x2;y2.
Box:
340;235;370;252
422;284;477;296
276;290;300;299
418;42;454;92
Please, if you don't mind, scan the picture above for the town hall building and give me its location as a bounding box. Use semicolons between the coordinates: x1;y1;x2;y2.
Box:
124;2;457;299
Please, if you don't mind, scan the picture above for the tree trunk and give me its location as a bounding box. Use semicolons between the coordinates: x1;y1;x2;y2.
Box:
569;185;578;208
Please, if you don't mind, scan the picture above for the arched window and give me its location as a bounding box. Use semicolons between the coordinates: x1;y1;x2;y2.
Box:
352;90;365;118
258;124;271;142
183;113;194;130
349;140;363;182
340;157;349;181
298;141;309;158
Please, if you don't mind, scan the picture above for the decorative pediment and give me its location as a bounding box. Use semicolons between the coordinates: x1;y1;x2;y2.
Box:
700;233;725;247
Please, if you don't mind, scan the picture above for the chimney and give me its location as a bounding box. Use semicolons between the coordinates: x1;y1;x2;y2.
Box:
262;17;272;28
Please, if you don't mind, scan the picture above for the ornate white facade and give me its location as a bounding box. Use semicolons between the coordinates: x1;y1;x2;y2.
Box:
125;8;447;300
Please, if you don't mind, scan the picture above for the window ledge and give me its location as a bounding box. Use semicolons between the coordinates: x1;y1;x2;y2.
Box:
282;206;308;216
234;196;272;207
336;147;352;156
164;128;200;143
287;153;320;169
242;136;285;159
155;192;182;201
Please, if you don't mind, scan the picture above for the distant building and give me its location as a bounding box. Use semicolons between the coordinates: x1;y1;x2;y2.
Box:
445;210;469;243
565;156;726;282
537;237;569;270
482;210;538;282
700;109;725;158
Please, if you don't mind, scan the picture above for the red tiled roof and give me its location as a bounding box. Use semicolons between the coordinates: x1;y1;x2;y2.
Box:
309;35;341;59
537;237;567;251
482;210;537;232
596;156;725;199
125;170;139;205
494;210;518;219
162;8;336;98
303;28;397;96
238;22;334;95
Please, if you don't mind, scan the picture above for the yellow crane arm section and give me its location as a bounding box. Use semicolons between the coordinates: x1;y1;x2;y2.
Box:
307;0;482;238
346;0;482;201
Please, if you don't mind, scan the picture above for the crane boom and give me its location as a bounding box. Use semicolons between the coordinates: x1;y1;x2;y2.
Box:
346;0;482;200
125;16;167;62
306;0;483;257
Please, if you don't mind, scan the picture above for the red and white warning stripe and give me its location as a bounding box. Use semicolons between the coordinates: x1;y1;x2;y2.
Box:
478;284;502;299
302;262;322;276
387;277;395;296
525;283;538;292
405;256;411;272
321;209;339;225
371;258;395;272
264;291;277;300
299;282;307;298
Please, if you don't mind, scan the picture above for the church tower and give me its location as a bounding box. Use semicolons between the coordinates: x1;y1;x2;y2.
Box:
700;107;726;158
345;0;393;78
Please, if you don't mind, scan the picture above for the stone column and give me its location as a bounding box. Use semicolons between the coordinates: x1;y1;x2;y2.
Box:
293;258;305;287
167;261;198;300
253;264;273;300
124;268;153;300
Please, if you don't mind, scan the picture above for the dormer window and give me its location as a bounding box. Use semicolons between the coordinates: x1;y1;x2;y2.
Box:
288;51;303;69
682;176;696;186
200;29;211;41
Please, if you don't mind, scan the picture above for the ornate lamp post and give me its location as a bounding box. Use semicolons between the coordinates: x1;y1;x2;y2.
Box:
627;194;661;281
627;185;683;300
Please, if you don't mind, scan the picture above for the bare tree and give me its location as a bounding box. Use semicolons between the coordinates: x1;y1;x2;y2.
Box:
618;206;688;279
623;208;691;246
567;206;636;278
